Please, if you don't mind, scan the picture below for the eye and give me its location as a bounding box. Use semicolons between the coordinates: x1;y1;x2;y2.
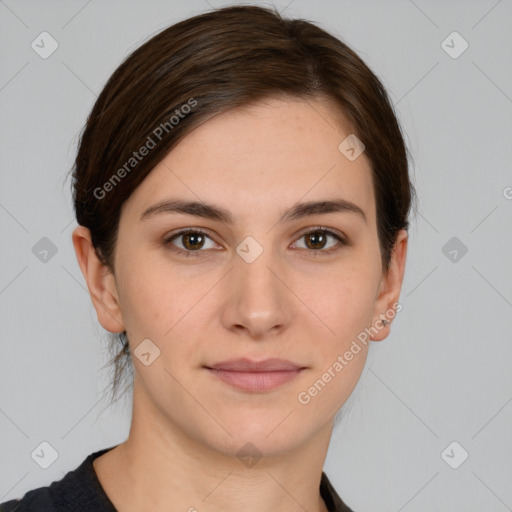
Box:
292;227;347;255
163;226;347;258
164;228;219;257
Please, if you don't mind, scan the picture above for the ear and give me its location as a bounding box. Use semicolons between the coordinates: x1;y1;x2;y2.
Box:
370;229;408;341
72;225;125;333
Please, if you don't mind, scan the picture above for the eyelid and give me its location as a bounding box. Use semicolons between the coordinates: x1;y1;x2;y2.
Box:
295;225;348;243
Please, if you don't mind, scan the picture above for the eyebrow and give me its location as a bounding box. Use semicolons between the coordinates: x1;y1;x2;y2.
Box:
140;198;367;225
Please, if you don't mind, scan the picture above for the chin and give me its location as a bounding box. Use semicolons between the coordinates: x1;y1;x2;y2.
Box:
204;413;310;458
209;431;305;462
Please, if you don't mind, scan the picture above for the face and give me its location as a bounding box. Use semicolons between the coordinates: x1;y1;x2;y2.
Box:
77;96;407;458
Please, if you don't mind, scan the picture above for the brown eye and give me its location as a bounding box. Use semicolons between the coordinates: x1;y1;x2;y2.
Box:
181;232;206;250
304;231;328;250
164;229;218;256
294;228;346;255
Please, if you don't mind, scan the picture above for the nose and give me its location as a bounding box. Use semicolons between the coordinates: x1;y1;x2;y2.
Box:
220;242;292;339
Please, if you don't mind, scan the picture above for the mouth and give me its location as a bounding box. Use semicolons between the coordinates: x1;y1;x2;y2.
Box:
204;358;307;392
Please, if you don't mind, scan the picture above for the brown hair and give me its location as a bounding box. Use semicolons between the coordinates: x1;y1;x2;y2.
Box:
68;4;417;405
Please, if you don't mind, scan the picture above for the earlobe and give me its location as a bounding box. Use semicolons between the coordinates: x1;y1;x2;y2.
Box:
370;230;408;342
71;226;125;333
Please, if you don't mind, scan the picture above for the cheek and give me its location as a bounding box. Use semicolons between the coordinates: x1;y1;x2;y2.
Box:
312;285;374;401
297;273;375;414
115;252;215;347
308;261;380;341
332;282;377;338
115;253;173;337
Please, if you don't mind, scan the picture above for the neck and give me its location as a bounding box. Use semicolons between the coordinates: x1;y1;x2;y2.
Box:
94;382;334;512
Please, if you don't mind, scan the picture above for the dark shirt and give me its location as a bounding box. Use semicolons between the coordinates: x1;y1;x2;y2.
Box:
0;446;354;511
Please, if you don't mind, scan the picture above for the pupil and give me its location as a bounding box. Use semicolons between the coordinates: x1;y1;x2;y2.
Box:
307;232;325;250
184;233;203;250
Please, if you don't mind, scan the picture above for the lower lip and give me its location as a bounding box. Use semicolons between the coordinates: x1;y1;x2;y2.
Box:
206;368;304;392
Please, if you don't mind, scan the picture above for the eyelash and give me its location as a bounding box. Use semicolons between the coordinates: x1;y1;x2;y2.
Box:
163;227;347;258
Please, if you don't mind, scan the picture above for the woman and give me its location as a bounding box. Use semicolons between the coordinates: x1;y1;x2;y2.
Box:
1;4;414;511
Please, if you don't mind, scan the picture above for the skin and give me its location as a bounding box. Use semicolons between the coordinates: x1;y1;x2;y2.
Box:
73;96;407;512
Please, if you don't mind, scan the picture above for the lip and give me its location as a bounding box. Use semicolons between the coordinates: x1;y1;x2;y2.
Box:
207;358;304;372
205;358;307;392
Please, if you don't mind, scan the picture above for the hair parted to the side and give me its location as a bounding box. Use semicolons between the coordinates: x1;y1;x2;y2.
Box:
68;4;417;406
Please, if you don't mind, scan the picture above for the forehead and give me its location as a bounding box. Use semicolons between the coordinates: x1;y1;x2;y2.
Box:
122;97;376;225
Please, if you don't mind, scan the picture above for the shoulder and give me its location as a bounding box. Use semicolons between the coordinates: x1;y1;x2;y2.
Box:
0;446;119;512
320;471;356;512
0;486;55;512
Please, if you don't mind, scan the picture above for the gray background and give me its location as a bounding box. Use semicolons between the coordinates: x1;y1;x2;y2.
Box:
1;1;511;510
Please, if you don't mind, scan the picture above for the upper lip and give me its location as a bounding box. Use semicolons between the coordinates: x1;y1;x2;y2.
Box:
206;358;305;372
